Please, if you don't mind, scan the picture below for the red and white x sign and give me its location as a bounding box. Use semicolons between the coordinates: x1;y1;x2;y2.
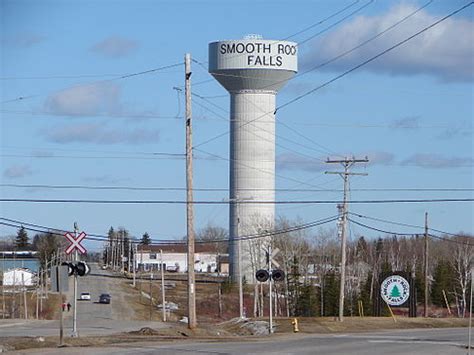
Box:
65;232;87;255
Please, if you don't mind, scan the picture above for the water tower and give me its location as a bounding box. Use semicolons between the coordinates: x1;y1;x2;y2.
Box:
209;36;297;281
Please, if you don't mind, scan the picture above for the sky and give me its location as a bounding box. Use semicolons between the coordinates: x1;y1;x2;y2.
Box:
1;0;473;252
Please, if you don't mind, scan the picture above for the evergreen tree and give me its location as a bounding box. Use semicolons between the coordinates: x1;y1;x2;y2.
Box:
296;285;319;316
287;255;301;316
141;232;151;245
431;259;456;307
323;271;339;317
359;272;373;316
15;226;29;250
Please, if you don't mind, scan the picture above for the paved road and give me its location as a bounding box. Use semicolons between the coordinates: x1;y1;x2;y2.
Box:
0;263;168;337
13;327;472;354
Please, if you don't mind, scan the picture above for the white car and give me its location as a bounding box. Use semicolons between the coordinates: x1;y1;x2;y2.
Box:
80;292;91;301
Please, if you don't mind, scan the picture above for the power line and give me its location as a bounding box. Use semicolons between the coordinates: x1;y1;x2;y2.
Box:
298;0;374;45
1;62;183;105
195;147;328;189
0;215;340;245
0;109;183;120
277;2;474;111
348;217;474;246
1;198;472;204
3;183;471;192
349;211;474;239
193;3;470;150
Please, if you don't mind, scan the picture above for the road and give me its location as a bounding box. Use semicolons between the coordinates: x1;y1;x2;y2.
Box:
0;263;168;337
13;327;472;354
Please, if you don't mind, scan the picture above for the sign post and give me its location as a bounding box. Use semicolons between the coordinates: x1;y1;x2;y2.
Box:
64;225;87;338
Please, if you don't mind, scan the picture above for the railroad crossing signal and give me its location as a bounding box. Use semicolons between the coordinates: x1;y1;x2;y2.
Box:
61;261;90;277
64;231;87;255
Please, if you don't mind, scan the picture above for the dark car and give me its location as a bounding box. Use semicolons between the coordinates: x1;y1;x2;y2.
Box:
99;293;111;304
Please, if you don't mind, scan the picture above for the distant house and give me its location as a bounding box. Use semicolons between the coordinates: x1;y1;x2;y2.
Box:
2;268;36;286
136;244;228;274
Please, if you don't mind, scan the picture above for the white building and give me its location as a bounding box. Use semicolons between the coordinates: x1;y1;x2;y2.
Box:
136;244;228;274
2;268;36;286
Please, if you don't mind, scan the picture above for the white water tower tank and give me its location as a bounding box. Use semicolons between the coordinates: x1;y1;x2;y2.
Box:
209;36;297;281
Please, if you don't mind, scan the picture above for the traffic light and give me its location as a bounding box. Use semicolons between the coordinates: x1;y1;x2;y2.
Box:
256;269;270;282
272;269;285;282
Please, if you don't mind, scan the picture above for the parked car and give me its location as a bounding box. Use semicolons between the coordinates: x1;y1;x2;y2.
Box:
99;293;111;304
79;292;91;301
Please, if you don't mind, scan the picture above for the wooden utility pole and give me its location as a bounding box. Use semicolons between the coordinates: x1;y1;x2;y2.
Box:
185;52;197;329
424;212;429;317
326;156;368;322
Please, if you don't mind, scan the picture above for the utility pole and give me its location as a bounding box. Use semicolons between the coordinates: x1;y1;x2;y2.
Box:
424;212;429;318
326;156;368;322
185;52;197;329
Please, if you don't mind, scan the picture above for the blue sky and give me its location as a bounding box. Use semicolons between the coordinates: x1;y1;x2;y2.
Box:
1;0;473;251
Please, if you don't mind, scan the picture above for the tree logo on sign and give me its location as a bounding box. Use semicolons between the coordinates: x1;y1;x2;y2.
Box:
380;275;410;306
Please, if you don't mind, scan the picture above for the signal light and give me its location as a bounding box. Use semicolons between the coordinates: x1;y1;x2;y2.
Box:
61;262;75;276
272;269;285;282
76;262;90;276
256;269;270;282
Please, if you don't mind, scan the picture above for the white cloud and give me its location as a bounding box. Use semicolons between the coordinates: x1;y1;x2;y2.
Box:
366;151;395;165
3;165;33;178
2;33;45;48
43;123;160;145
90;36;139;58
301;4;474;82
44;82;122;116
401;153;473;168
277;153;327;172
390;116;421;130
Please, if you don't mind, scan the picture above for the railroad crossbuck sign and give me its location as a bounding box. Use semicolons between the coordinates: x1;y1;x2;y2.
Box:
64;231;87;255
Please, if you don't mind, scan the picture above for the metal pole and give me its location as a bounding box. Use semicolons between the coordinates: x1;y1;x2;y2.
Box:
57;266;64;347
160;249;166;322
22;273;27;319
468;268;473;354
71;223;78;337
424;212;429;318
185;52;196;329
269;244;273;334
149;273;153;321
237;199;244;318
132;243;136;288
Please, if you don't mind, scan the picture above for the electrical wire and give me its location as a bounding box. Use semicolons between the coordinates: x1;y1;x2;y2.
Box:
347;217;474;246
5;184;470;193
1;62;183;105
193;2;470;150
0;215;340;245
1;198;472;204
277;2;474;111
349;211;474;239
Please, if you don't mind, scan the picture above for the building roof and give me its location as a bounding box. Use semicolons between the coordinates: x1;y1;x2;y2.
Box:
137;243;227;254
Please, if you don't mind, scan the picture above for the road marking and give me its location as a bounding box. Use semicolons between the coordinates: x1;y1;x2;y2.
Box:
369;339;464;347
